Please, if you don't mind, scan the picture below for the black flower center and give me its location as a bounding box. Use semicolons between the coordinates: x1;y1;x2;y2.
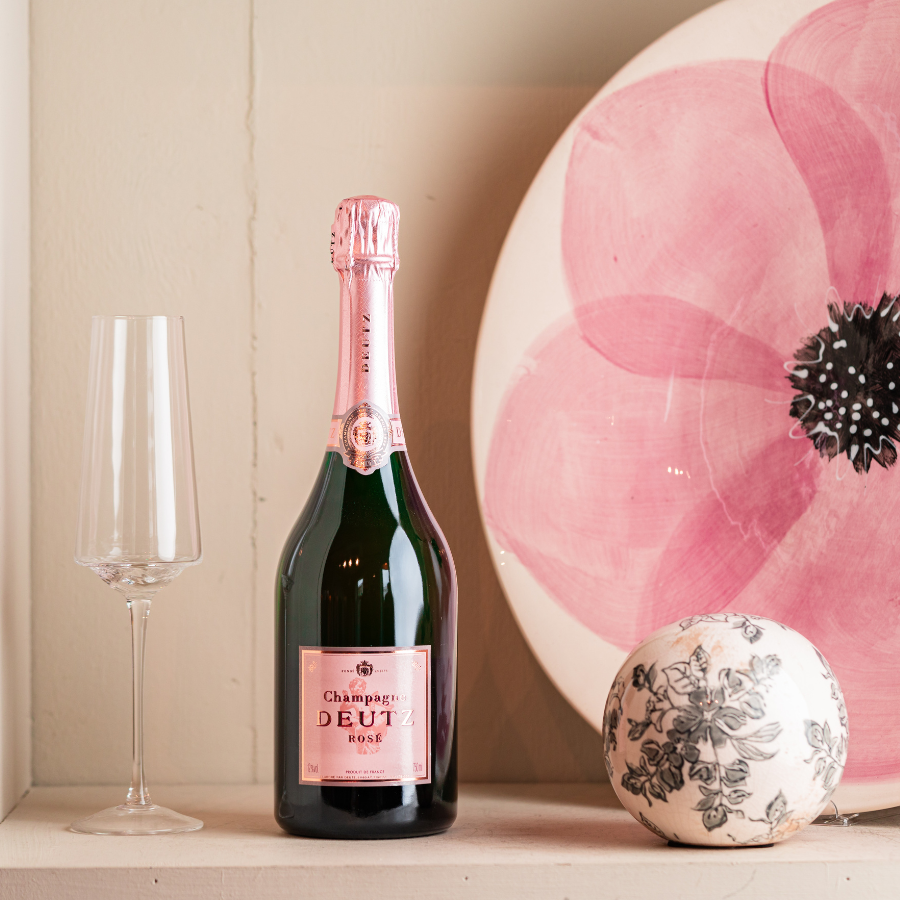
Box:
789;293;900;474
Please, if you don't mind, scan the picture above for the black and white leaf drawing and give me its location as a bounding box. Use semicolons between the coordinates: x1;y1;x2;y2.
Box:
620;643;784;832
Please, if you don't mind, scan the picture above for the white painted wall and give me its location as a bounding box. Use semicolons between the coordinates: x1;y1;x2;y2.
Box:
31;0;718;785
0;0;31;816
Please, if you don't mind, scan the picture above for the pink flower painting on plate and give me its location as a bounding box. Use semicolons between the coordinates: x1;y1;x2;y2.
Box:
484;0;900;784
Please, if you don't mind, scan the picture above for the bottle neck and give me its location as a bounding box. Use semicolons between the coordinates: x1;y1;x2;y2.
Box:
328;264;406;475
332;264;399;417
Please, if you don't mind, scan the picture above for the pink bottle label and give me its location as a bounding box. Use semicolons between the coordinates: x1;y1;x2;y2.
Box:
299;646;430;785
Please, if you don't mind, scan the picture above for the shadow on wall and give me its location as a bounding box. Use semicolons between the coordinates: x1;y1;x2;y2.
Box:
397;96;595;781
405;92;607;783
397;0;723;781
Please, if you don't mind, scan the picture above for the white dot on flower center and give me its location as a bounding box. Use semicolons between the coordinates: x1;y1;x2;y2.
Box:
853;403;862;410
836;422;843;429
819;374;827;383
883;418;890;426
850;425;858;433
824;413;833;420
841;390;848;398
831;382;838;389
852;413;861;421
818;401;825;410
826;399;833;407
864;429;873;436
839;407;846;414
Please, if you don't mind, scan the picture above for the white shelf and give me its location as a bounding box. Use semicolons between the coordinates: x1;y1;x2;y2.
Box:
1;783;898;898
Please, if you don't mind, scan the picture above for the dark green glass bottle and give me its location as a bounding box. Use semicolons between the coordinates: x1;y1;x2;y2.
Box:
275;197;457;838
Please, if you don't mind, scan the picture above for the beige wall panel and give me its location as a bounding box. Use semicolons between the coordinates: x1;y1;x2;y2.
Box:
32;0;718;784
31;1;255;784
253;0;717;782
0;0;31;816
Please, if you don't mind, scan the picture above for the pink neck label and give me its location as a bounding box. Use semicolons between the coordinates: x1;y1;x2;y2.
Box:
327;401;406;474
299;646;430;785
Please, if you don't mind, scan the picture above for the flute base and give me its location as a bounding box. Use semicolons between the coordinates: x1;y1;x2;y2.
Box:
70;802;203;835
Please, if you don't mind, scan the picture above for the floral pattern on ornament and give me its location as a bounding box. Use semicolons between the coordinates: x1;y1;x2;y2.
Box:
639;811;671;842
816;646;850;734
620;645;782;832
603;675;626;780
728;789;801;845
803;646;850;793
805;720;845;792
679;613;770;644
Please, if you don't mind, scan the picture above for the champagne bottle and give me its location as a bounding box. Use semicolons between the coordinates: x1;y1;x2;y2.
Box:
275;196;458;838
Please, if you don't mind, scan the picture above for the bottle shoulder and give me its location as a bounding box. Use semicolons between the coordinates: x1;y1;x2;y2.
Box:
278;451;455;583
389;453;456;576
279;453;342;562
276;450;456;649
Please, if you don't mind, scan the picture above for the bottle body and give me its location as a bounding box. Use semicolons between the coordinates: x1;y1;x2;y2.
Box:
274;197;457;838
275;451;457;838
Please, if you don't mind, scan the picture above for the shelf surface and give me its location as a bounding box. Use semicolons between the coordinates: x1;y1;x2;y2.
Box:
1;783;899;898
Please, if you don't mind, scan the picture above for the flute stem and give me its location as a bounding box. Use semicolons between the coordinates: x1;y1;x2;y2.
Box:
125;597;152;807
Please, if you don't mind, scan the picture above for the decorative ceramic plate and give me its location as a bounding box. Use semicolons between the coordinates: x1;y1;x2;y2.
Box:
472;0;900;812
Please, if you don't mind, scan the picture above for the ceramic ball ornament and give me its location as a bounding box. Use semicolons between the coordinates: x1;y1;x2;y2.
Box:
604;614;848;846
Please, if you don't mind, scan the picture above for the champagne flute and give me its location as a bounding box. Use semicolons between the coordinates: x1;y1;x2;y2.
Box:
72;315;203;835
